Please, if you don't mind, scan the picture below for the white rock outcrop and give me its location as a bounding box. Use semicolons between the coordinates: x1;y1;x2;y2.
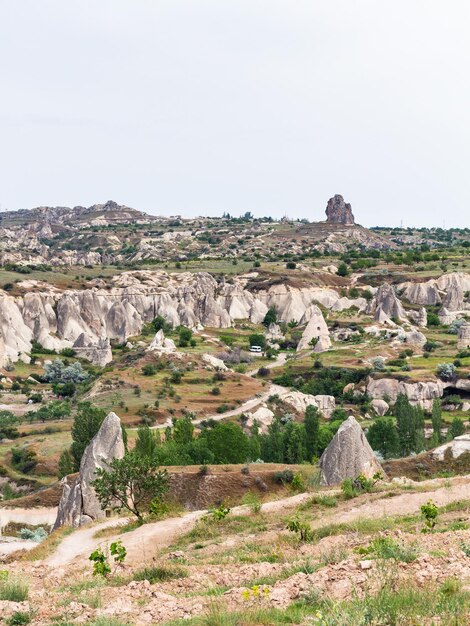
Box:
147;330;177;353
296;306;331;352
53;412;125;529
319;416;384;486
432;434;470;461
366;377;444;411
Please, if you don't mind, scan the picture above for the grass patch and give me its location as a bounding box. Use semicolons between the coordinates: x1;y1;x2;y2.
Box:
133;565;188;583
0;577;29;601
173;515;268;549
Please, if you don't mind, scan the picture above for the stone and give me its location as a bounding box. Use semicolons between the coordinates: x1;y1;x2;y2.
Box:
366;377;444;411
202;353;228;371
245;406;275;432
404;329;427;348
371;398;389;416
442;281;464;312
266;323;284;341
319;416;384;486
52;475;82;530
325;195;355;225
281;390;336;419
80;411;125;521
457;322;470;350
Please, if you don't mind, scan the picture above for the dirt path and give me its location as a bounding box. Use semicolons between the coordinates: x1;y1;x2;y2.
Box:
45;491;313;568
311;475;470;529
45;475;470;569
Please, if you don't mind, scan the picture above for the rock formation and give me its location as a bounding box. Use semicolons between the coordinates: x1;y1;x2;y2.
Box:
432;434;470;461
281;390;336;419
72;334;113;366
296;306;331;352
457;322;470;350
319;416;383;486
366;283;407;323
325;195;355;225
366;377;444;411
147;329;177;353
53;412;125;529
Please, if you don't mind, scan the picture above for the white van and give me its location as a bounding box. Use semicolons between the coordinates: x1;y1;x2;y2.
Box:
249;345;262;353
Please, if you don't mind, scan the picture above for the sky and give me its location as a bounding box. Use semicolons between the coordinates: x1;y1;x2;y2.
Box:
0;1;469;228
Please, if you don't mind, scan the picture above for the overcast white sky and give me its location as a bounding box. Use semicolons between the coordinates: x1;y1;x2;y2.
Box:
1;1;469;227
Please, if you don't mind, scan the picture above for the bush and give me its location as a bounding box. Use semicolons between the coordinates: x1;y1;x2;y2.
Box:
142;364;156;376
436;363;456;381
273;469;294;485
0;577;29;601
11;447;37;474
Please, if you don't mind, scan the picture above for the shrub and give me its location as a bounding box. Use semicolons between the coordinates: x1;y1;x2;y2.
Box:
273;469;294;485
436;363;456;381
421;499;439;533
11;447;37;474
286;517;312;542
142;364;156;376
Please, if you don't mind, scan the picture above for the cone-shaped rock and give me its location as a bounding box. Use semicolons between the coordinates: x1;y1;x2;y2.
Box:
319;416;384;486
53;411;125;529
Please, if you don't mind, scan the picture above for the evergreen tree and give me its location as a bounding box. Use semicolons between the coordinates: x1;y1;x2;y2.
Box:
283;421;306;464
431;399;442;443
262;307;277;327
394;394;424;456
135;425;160;460
304;405;320;459
70;402;107;471
366;417;400;458
450;417;465;439
173;416;194;445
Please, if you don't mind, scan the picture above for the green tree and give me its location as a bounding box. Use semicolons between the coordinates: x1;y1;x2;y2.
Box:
58;449;74;478
366;417;400;458
248;334;266;350
135;425;161;460
431;399;442;444
70;402;107;471
262;307;277;327
173;416;194;445
304;405;320;459
394;394;424;456
337;262;349;277
0;411;19;439
202;422;250;464
92;451;169;521
283;422;306;464
449;417;465;439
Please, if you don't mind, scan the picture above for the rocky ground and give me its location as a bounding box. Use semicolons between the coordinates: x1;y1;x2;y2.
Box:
1;474;470;625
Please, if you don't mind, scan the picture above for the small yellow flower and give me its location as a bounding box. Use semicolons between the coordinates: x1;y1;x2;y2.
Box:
263;587;270;596
241;589;251;601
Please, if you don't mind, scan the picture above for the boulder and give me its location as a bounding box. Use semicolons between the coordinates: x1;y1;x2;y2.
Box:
296;306;331;352
266;323;284;341
245;406;274;432
319;416;384;486
371;398;389;416
325;195;355;225
53;411;125;529
431;434;470;461
281;390;335;419
404;329;427;348
52;476;82;530
202;353;228;371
